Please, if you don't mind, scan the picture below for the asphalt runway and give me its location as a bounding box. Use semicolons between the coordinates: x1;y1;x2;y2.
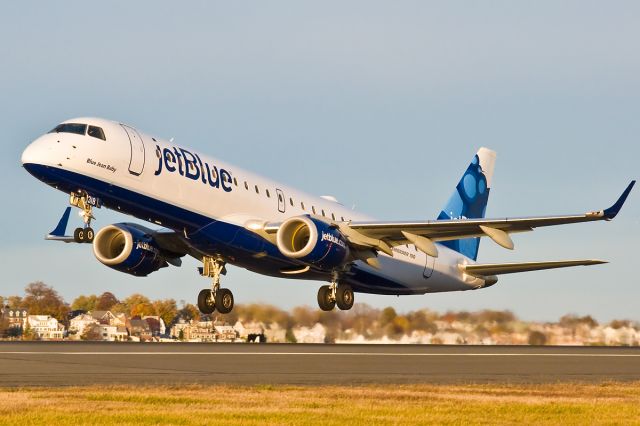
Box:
0;342;639;387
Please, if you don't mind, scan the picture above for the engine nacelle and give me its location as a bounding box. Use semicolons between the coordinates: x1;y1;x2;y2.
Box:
93;224;168;277
276;215;349;270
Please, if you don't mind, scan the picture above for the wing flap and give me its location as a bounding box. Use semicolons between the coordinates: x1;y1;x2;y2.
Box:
461;259;607;277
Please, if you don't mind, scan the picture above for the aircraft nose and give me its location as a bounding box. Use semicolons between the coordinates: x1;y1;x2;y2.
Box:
21;136;52;166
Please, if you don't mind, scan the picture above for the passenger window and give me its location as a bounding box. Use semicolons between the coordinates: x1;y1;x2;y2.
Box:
266;189;271;198
289;198;294;206
321;209;326;217
233;178;238;186
312;206;316;214
331;213;336;220
278;193;283;202
341;216;345;222
255;185;259;194
301;202;305;210
244;181;248;190
87;126;106;141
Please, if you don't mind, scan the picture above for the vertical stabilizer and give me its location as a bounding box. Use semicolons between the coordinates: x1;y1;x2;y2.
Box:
437;147;496;260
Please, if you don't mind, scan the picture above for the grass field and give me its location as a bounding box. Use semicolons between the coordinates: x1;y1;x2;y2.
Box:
1;382;640;425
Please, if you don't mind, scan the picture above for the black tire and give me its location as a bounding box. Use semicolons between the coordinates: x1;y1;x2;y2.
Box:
73;227;85;243
85;227;95;243
336;285;355;311
197;289;215;314
317;285;336;311
215;288;234;314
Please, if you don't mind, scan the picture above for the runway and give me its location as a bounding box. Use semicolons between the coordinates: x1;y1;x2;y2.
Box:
1;342;639;387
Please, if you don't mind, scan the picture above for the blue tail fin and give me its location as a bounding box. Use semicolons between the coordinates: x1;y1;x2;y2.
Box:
437;148;496;261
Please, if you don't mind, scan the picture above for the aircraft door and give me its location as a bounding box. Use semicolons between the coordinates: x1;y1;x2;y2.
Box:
276;188;286;213
423;253;435;278
121;124;145;176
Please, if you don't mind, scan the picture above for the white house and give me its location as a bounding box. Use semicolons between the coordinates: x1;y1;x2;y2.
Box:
99;324;128;341
27;315;65;340
69;313;98;336
293;323;326;344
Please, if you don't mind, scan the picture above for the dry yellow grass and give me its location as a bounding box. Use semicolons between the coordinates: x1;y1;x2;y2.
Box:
1;382;640;425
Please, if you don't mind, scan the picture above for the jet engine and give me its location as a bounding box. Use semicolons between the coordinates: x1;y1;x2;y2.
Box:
93;224;168;277
276;215;349;270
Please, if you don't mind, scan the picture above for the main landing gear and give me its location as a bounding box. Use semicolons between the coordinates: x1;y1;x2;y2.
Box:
317;274;355;311
69;191;97;244
197;257;234;315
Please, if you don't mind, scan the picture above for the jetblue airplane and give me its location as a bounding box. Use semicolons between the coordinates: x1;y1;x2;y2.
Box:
21;118;634;314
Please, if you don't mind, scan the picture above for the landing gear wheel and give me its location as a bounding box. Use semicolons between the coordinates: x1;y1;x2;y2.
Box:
317;285;336;311
215;288;234;314
73;227;85;243
85;227;94;243
336;285;355;311
197;289;216;314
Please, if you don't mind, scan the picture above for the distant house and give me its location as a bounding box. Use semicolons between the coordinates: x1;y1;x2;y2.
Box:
27;315;65;340
264;323;286;343
142;316;167;336
91;311;126;327
99;324;128;341
170;319;190;340
69;313;99;336
213;323;238;341
127;318;152;341
188;320;217;342
293;323;326;344
234;321;266;342
1;306;28;331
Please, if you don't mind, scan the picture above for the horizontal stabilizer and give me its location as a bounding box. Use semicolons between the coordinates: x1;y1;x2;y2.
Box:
45;207;75;242
461;259;607;277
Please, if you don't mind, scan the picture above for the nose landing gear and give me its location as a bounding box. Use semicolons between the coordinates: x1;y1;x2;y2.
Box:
69;191;99;243
197;257;234;315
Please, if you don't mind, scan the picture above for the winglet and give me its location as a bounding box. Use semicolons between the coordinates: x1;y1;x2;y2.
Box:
603;181;635;220
46;207;72;240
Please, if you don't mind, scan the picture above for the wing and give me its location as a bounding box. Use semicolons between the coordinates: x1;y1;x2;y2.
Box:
461;259;607;277
341;181;635;257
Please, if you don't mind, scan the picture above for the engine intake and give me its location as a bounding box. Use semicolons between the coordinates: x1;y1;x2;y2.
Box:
276;216;349;270
93;224;168;277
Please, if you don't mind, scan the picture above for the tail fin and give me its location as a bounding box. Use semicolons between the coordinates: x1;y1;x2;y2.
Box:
437;147;496;260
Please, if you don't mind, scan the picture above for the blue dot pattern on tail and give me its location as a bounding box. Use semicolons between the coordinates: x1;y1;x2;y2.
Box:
437;149;495;261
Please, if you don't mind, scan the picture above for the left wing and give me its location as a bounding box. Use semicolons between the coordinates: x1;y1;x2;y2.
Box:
342;181;635;257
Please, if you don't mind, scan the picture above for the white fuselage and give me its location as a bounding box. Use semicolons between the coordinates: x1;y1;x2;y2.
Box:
22;117;485;296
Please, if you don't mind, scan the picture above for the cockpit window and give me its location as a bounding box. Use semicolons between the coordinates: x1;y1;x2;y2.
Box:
49;123;87;135
88;126;106;141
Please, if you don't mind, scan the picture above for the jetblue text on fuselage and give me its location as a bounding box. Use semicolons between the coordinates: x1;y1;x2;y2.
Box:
154;145;233;192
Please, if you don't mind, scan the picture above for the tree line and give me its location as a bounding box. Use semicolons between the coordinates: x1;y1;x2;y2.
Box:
2;281;633;343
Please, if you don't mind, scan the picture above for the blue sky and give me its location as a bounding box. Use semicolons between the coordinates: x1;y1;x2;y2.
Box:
1;2;638;321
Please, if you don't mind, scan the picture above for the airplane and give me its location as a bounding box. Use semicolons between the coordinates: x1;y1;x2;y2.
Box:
21;117;635;314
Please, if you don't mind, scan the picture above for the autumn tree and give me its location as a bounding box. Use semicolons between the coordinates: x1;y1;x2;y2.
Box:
71;294;98;312
152;299;178;326
176;303;200;322
6;296;22;310
122;294;155;317
21;282;69;322
81;324;102;341
96;292;119;311
528;331;547;345
292;306;316;328
380;307;397;326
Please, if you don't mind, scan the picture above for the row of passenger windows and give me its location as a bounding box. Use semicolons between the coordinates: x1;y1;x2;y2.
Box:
49;123;106;141
235;178;347;221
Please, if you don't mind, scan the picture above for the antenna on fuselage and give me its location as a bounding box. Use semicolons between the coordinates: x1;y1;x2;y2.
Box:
169;137;175;143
